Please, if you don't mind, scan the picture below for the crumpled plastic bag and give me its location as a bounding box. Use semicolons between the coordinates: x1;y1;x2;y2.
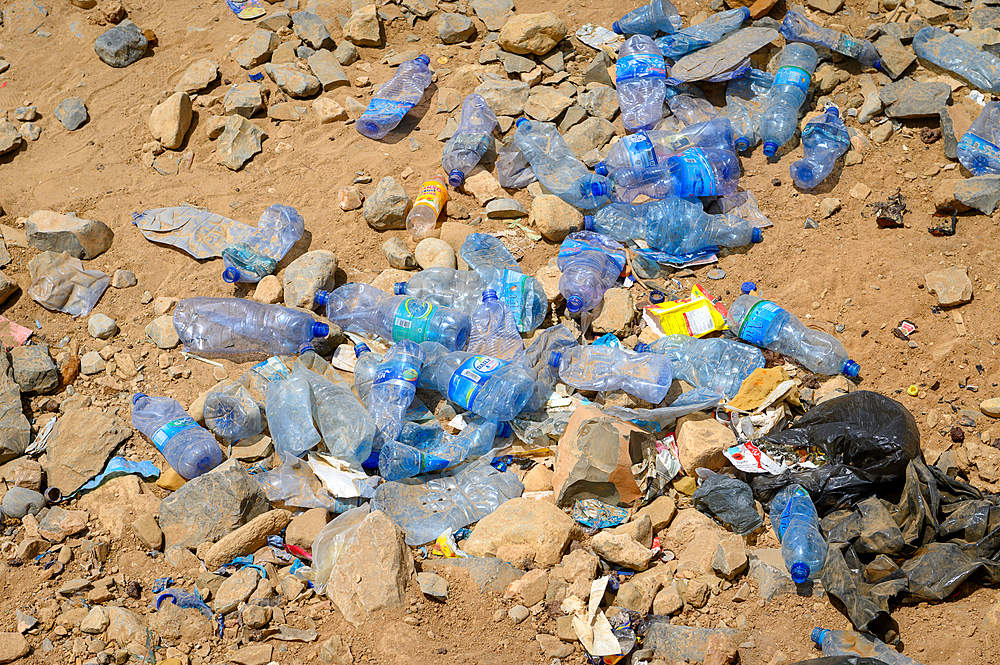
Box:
496;142;536;189
28;251;110;317
311;503;371;595
693;472;763;535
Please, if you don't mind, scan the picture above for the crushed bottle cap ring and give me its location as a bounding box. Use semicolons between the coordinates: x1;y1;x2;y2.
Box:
907;385;918;396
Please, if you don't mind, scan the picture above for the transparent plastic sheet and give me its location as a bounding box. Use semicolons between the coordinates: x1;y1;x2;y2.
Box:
495;142;537;189
28;251;110;317
708;188;773;229
692;472;763;535
600;385;722;424
665;28;778;84
132;207;257;259
255;454;356;512
311;504;371;596
521;324;579;412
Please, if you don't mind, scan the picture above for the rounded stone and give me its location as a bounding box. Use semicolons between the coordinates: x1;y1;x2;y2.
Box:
414;238;456;269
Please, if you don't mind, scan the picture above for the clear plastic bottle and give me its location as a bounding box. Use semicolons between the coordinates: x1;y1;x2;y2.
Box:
27;252;110;318
463;234;549;332
780;10;881;71
664;86;721;127
173;297;329;355
728;294;859;377
368;340;424;448
557;231;627;315
759;43;819;157
596;117;736;175
775;487;827;583
613;0;682;36
222;204;305;283
655;8;749;58
513;118;608;210
617;35;668;132
725;69;773;152
353;343;383;406
405;175;448;240
441;93;498;186
203;383;263;441
379;417;502;481
957;101;1000;176
584;198;763;254
131;393;224;479
357;54;434;140
315;283;471;351
468;290;525;363
600;146;740;202
419;351;535;420
912;27;1000;95
266;371;321;458
790;106;850;189
550;346;674;404
811;629;925;665
221;245;277;284
635;334;765;398
769;484;818;541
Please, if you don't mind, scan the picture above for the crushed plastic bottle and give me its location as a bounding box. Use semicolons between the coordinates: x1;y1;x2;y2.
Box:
315;283;471;351
468;290;525;363
357;54;434;140
780;10;881;71
379;417;502;481
27;251;111;318
173;297;329;355
912;26;1000;95
513;118;608;210
368;340;425;447
222;204;305;283
419;349;535;420
957;101;1000;176
462;233;549;332
617;35;668;132
811;629;925;665
759;43;819;157
790;106;851;189
596;117;736;175
613;0;682;36
557;231;626;315
441;93;498;187
203;382;263;441
550;346;674;404
266;371;321;458
724;69;773;152
664;85;721;126
405;175;448;240
655;8;749;58
352;343;383;406
769;484;826;583
131;393;224;479
601;146;740;201
636;335;764;399
728;294;859;377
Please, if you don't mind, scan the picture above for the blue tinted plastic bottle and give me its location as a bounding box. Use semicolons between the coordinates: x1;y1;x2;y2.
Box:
222;204;305;283
790;107;850;189
379;417;502;481
172;298;329;355
811;629;924;665
368;341;425;447
655;8;749;58
131;393;224;479
419;351;535;420
725;69;773;152
513;119;608;210
357;55;433;140
441;94;499;186
601;146;740;202
617;35;668;132
912;27;1000;95
556;231;627;315
769;485;826;583
353;343;383;406
596;117;736;175
550;346;674;404
613;0;682;36
780;10;881;70
957;101;1000;176
468;290;525;363
664;86;720;127
760;43;818;157
636;335;765;399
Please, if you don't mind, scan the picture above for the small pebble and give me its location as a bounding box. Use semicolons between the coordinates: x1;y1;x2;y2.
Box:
707;268;726;280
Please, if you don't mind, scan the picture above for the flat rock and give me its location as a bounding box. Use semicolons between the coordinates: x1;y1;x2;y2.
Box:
204;509;292;569
498;12;567;56
265;62;321;98
499;50;536;75
215;567;260;614
292;10;333;49
224;83;266;118
584;52;614;87
471;0;513;30
343;5;383;47
334;40;360;66
38;506;89;542
105;606;146;645
216;116;267;170
145;314;179;348
524;87;573;122
564;116;616;159
879;78;950;118
26;210;113;259
474;76;529;116
42;408;130;494
0;633;29;663
417;571;449;601
485;198;527;218
175;57;219;93
315;97;349;123
437;12;476;44
925;266;973;307
54;97;88;130
307;50;349;90
9;345;58;394
591;531;655;570
258;10;291;31
363;176;411;230
465;497;581;566
874;35;915;79
676;413;735;474
231;29;280;69
94;20;147;67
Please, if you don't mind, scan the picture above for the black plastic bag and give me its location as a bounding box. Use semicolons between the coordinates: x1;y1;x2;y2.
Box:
751;391;922;514
693;473;763;535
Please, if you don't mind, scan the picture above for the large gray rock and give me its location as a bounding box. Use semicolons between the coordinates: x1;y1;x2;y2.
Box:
474;76;530;116
94;20;148;67
292;11;334;49
283;250;338;309
231;29;280;69
498;12;567;56
1;487;44;519
215;567;260;614
0;352;29;465
9;345;59;394
264;62;321;98
873;34;915;79
879;77;950;118
25;210;113;259
158;464;271;549
54;97;88;130
363;177;411;230
564;117;616;158
43;408;131;494
524;87;573;122
437;13;476;44
953;175;1000;215
175;58;219;94
224;83;267;118
216;116;267;171
307;50;349;91
0;121;23;156
471;0;514;30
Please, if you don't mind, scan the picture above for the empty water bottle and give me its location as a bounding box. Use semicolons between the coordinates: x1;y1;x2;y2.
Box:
550;346;674;404
131;393;224;479
441;93;498;186
266;371;320;458
790;106;850;189
379;417;502;481
419;351;535;420
613;0;682;35
760;43;818;157
468;290;525;363
369;341;424;450
811;629;925;665
357;54;434;140
636;335;764;398
664;86;720;126
557;231;626;315
912;27;1000;95
601;146;740;201
406;175;448;240
203;383;263;441
768;484;826;583
461;233;549;332
315;283;471;351
596;117;736;174
353;343;384;406
513;119;608;210
584;198;763;254
173;298;329;355
617;35;668;132
725;69;773;152
222;204;305;283
656;8;749;58
728;294;859;377
780;10;881;71
957;101;1000;176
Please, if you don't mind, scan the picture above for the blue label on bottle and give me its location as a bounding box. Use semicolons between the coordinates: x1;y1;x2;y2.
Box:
374;365;420;386
666;147;717;197
392;298;437;343
499;269;529;329
447;355;507;409
775;486;810;541
622;133;659;168
737;300;784;346
420;453;451;474
959;133;1000;163
361;98;414;120
250;356;290;382
773;65;810;95
616;53;667;83
151;417;199;452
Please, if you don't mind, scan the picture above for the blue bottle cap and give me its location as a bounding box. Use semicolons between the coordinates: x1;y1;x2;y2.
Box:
312;322;330;338
354;343;371;358
738;6;750;18
842;359;860;378
566;295;584;313
735;137;750;152
590;180;608;198
751;227;763;243
132;393;148;405
634;343;649;353
595;162;608;176
741;281;757;294
649;290;665;303
497;422;513;438
448;170;465;187
612;20;623;34
222;267;240;283
548;351;563;368
811;628;828;646
362;448;380;469
515;118;528;128
299;345;314;354
583;215;594;231
415;54;430;65
314;290;330;305
762;141;778;157
790;562;810;584
826;106;840;119
482;289;498;302
394;282;407;295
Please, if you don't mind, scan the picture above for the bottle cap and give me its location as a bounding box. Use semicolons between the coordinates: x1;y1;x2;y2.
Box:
548;351;563;368
566;295;584;313
583;215;594;231
790;562;810;584
634;343;649;353
394;282;407;295
312;322;330;338
762;141;778;157
482;289;498;302
415;54;430;65
590;180;608;198
515;118;528;128
843;359;860;378
751;227;764;243
497;422;513;438
448;170;465;187
354;343;371;357
735;137;750;152
810;628;828;646
612;20;623;34
740;281;757;295
132;393;148;405
649;290;665;303
222;267;240;283
595;162;609;176
314;290;330;305
826;106;840;119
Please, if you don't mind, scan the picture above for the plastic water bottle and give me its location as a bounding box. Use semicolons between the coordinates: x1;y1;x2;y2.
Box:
357;54;433;140
222;204;305;283
173;298;329;355
266;371;320;458
768;484;826;583
912;27;1000;95
513;119;608;210
27;252;111;318
315;283;471;351
617;35;667;132
957;101;1000;176
664;86;720;127
759;43;818;157
636;335;764;399
769;484;817;540
131;393;224;479
368;340;425;447
379;417;502;481
728;294;859;377
655;8;749;58
353;343;383;406
780;10;881;71
419;350;535;420
461;233;548;332
600;146;740;202
613;0;682;36
441;94;498;187
790;106;850;189
405;175;448;240
204;383;263;441
596;117;736;175
584;198;763;254
468;290;525;363
725;69;773;152
550;346;674;403
811;629;925;665
557;231;626;315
